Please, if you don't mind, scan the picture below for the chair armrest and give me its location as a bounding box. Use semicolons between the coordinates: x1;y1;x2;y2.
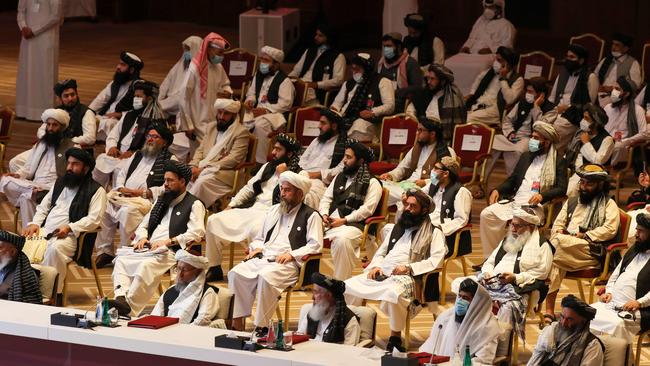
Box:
300;253;322;262
627;201;646;211
364;215;386;225
607;242;628;252
550;195;568;204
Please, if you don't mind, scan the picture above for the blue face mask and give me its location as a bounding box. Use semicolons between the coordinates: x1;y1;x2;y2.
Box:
259;62;271;74
210;55;223;65
183;51;192;62
383;46;396;59
455;297;470;316
528;138;541;152
430;171;440;186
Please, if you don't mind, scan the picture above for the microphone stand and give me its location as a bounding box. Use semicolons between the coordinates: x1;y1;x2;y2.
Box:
425;324;443;366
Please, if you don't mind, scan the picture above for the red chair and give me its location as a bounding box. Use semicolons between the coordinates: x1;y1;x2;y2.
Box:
517;51;555;80
569;33;605;71
368;114;418;176
642;42;650;85
222;48;257;101
451;122;495;195
293;105;324;147
285;80;309;133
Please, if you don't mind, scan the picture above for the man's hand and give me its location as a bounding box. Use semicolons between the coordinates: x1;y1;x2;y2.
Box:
459;46;470;54
575;232;586;239
477;47;492;55
528;193;543;205
557;104;570;114
308;171;321;180
252;107;267;118
216;91;232;98
534;93;545;108
499;272;516;284
21;27;34;39
107;147;120;158
322;215;331;227
580;132;591;144
150;239;171;250
22;224;40;237
623;299;641;312
244;100;255;110
55;225;72;239
191;166;202;181
359;110;374;119
392;265;410;275
367;267;384;279
276;252;294;264
415;179;426;188
600;293;612;303
4;172;19;178
639;172;650;188
118;188;140;197
275;162;288;174
499;65;509;78
244;248;263;260
329;217;346;228
379;173;392;181
134;238;149;250
119;151;134;160
489;190;500;205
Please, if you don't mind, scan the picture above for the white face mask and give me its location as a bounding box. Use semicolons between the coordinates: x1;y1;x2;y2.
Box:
611;51;622;58
492;60;502;73
579;118;591;132
525;92;535;104
483;7;496;20
352;72;363;83
610;89;622;103
133;97;144;110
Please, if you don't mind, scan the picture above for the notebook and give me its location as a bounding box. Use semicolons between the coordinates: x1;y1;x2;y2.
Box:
127;315;179;329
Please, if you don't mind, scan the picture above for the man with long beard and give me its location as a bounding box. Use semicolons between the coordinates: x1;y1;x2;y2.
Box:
0;230;42;304
109;160;205;316
0;109;74;230
89;51;144;140
228;171;323;334
203;133;302;282
297;272;360;345
22;148;106;303
544;164;619;324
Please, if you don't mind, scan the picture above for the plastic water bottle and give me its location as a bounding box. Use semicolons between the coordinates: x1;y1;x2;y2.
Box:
451;345;462;366
463;345;472;366
266;319;276;347
275;319;284;349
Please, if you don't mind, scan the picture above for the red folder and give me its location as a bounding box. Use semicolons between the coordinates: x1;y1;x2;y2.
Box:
127;315;179;329
407;352;450;365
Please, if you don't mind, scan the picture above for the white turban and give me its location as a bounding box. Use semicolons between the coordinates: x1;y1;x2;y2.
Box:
533;121;559;143
175;249;209;270
261;45;284;63
213;98;241;114
41;108;70;129
512;207;541;226
279;171;311;195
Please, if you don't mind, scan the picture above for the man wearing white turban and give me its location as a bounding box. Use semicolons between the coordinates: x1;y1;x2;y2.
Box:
228;171;323;335
0;109;74;229
243;45;296;165
187;98;251;208
150;250;220;326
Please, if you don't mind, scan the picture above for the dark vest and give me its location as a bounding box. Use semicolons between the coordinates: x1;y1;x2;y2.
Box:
117;109;144;151
511;99;556;132
299;47;340;104
264;204;317;250
582;129;611;166
343;77;383;113
254;71;288;105
493;237;550;297
57;102;91;139
124;149;173;188
163;193;200;252
428;181;472;257
617;248;650;331
403;35;434;67
328;174;376;231
306;306;357;344
554;67;591;125
97;80;135;116
162;283;219;322
465;69;520;121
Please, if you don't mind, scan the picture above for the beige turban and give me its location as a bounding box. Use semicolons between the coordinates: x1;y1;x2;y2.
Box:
261;45;285;63
532;121;559;143
41;108;70;129
512;207;541;226
213;98;241;114
175;249;209;270
279;171;311;195
440;156;460;176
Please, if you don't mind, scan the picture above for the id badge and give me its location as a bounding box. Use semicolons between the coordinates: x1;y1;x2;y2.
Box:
531;181;540;193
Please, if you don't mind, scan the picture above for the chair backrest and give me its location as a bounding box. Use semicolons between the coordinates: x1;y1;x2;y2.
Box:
0;142;5;173
244;135;257;165
292;80;308;109
517;51;555;80
0;106;16;140
294;106;324;147
348;305;377;344
378;114;418;161
373;188;390;218
451;122;496;169
215;286;235;322
222;48;257;91
617;210;631;244
569;33;605;71
642;42;650;84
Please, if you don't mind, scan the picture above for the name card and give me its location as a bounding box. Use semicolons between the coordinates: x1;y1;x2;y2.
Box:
303;120;320;137
229;61;248;76
388;128;408;145
524;64;543;79
461;135;482;152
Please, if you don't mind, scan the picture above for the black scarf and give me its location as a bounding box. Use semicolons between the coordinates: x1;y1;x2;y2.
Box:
331;163;373;218
97;77;136;116
236;154;301;209
342;73;380;128
465;68;497;110
147;192;178;239
597;55;615;84
7;253;42;304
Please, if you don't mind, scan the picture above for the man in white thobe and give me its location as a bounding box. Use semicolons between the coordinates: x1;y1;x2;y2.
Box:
22;148;106;299
229;171;323;334
110;161;205;316
16;0;62;121
320;141;382;280
243;46;295;165
595;32;642;107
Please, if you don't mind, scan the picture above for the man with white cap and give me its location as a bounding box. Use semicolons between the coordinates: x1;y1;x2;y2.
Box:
229;171;323;335
243;45;296;165
0;108;74;229
187;98;251;208
150;249;219;326
89;51;144;140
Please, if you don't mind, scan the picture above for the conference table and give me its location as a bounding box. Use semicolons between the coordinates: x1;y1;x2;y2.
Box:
0;300;381;366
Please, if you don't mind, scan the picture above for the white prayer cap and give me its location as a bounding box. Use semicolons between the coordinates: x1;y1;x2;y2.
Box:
213;98;241;114
512;207;540;226
279;171;311;195
41;108;70;129
261;45;285;63
175;249;209;270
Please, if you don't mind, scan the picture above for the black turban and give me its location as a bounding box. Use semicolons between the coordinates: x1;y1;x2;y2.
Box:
0;230;25;250
316;23;337;45
312;272;346;299
65;147;95;170
404;13;426;30
568;44;589;61
419;116;442;133
164;160;192;184
459;278;479;296
637;214;650;230
616;76;637;95
496;46;519;68
612;32;634;48
350;53;374;74
133;80;159;98
146;122;174;146
320;108;343;126
276;133;301;153
120;51;144;71
584;103;608;128
345;138;375;163
53;79;78;97
561;294;596;321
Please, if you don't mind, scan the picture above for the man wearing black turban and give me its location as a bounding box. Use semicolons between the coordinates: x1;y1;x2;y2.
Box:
0;230;42;304
53;79;97;147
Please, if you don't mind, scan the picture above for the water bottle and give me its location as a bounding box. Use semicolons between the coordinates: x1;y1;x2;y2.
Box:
275;319;284;349
463;345;472;366
451;345;462;366
95;296;103;323
102;297;110;326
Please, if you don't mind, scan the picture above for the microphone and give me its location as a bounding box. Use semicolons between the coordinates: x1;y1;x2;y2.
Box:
425;323;443;366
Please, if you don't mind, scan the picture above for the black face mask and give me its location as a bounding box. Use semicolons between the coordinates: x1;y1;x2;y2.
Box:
216;119;233;132
318;129;335;143
565;59;580;73
43;131;63;147
399;211;425;228
113;70;132;85
62;171;84;187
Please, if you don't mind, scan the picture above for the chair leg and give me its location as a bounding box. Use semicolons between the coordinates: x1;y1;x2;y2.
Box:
229;242;235;271
13;208;19;234
404;317;410;351
460;257;469;277
575;279;586;301
513;332;519;366
439;262;448;306
62;263;71;307
92;261;104;298
635;332;645;366
275;305;282;321
284;290;292;326
588;278;598;305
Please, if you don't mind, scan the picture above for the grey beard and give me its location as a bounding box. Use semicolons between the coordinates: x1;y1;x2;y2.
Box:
308;301;333;321
141;143;163;158
174;281;188;293
502;230;531;254
280;200;298;214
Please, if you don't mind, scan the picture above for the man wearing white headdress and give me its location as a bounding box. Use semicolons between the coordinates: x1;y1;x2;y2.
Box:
0;109;74;228
243;45;296;164
150;250;219;326
187;98;250;208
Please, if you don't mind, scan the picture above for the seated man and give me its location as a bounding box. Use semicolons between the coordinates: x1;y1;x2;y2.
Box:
298;108;346;209
204;133;302;281
488;77;557;176
590;213;650;343
188;98;250;208
94;124;175;268
320;140;382;280
297;272;361;345
150;249;219;326
110;161;206;316
52;79;97;148
544;164;619;322
345;189;446;351
595;32;642;107
242;45;295;165
22;148;106;300
465;46;524;126
402;13;445;67
229;171;323;333
0;109;74;229
380;118;456;207
377;32;423;113
330;53;394;142
288;24;346;106
481;121;567;257
419;279;502;364
0;230;42;304
89;51;143;140
528;295;604;366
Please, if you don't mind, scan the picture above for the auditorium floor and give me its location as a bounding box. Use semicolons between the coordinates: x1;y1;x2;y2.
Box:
0;14;648;364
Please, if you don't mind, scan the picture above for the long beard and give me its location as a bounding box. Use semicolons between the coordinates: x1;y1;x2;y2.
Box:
578;189;599;204
43;131;63;147
62;100;79;111
279;199;298;214
502;230;531;254
398;211;425;228
174;281;188;293
271;155;289;167
317;129;335;143
343;163;359;176
113;70;132;85
141;142;163;158
161;189;181;203
0;255;12;271
216;119;233;132
308;301;333;321
636;237;650;252
62;171;84;188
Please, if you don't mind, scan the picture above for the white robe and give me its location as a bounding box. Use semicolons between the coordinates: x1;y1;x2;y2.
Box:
93;111;141;187
89;81;134;140
289;49;346;105
151;277;219;326
594;54;642;106
16;0;62;121
604;102;648;166
298;135;345;209
296;303;361;345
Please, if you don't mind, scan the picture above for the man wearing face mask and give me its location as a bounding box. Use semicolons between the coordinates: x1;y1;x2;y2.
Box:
635;83;650;125
481;121;568;257
319;140;382;280
289;25;346;106
419;279;503;364
331;53;395;142
489;77;557;176
465;46;524;126
243;45;296;165
595;32;642;107
565;104;613;197
544;164;619;323
377;32;423;113
89;51;144;141
403;13;444;67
